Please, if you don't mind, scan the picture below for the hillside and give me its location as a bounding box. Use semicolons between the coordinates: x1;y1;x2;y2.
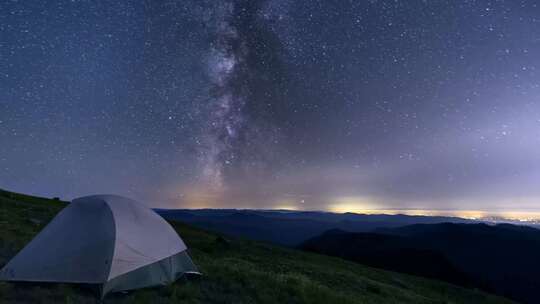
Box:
377;223;540;303
0;189;514;304
301;229;472;287
301;223;540;304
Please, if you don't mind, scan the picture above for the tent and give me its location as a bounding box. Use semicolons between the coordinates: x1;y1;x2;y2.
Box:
0;195;200;297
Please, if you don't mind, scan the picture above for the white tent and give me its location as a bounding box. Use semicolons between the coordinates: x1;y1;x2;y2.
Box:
0;195;200;297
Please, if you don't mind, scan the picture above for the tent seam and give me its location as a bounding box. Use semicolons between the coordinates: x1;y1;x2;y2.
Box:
103;199;117;283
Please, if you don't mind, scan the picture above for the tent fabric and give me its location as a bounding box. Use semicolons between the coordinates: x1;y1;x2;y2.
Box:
0;198;115;283
82;195;187;280
102;251;198;295
0;195;199;296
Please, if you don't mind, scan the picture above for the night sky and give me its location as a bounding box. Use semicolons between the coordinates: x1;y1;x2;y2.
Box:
2;1;540;216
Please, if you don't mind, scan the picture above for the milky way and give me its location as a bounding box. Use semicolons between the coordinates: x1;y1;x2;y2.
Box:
201;1;243;189
198;0;285;192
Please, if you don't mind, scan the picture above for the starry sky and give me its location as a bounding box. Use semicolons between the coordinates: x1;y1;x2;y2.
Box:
2;0;540;215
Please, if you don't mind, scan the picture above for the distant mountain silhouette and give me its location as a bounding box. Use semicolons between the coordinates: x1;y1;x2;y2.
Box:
301;229;473;287
156;209;475;246
301;222;540;304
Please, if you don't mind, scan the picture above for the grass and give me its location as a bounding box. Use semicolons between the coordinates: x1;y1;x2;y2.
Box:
0;189;515;304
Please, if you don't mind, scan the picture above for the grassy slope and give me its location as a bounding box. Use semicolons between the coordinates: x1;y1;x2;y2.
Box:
0;189;514;304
